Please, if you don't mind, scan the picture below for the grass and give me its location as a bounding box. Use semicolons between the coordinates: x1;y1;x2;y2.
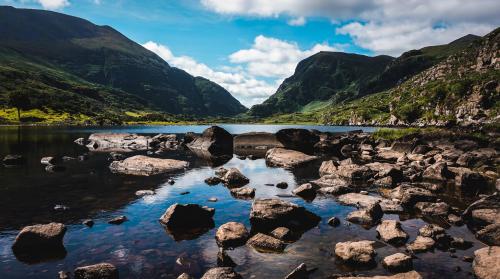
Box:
373;128;431;140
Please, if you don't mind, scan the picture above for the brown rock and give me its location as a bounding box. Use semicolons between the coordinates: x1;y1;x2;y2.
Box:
382;253;413;272
215;222;249;248
406;236;435;253
335;240;376;264
249;199;320;231
12;223;66;251
201;267;242;279
247;233;286;252
376;220;409;245
74;263;118;279
109;155;188;176
265;148;318;169
338;271;422;279
473;246;500;279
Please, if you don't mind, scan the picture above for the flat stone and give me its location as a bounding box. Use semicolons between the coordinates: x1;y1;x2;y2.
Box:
270;227;294;241
135;190;154;197
215;222;249;248
473;246;500;279
247;233;286;252
109;155;188;176
200;267;242;279
376;220;409;245
338;271;422;279
87;133;150;151
347;202;383;226
74;263;118;279
337;193;402;213
406;236;435;253
265;148;318;169
388;185;435;206
249;199;320;231
335;240;376;264
382;253;413;272
12;223;66;251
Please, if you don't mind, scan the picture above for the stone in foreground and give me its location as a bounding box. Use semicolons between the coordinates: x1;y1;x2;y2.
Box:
334;240;376;264
473;246;500;279
338;271;422;279
247;233;286;252
376;220;409;245
74;263;118;279
265;148;318;169
382;253;413;272
109;155;188;176
187;126;233;155
201;267;242;279
406;236;435;253
249;199;320;231
12;223;66;251
215;222;249;248
346;202;383;226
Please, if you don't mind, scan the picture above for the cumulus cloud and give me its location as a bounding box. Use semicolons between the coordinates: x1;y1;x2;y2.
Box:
287;16;306;26
143;36;339;106
201;0;500;56
37;0;70;10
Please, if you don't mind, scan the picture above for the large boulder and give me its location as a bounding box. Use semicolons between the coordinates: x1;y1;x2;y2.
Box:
365;162;404;183
87;133;150;151
187;126;233;155
476;224;500;246
462;193;500;230
376;220;409;245
74;263;119;279
265;148;318;169
422;162;451;181
473;246;500;279
12;223;66;252
109;155;188;176
338;271;422;279
215;222;249;248
247;233;286;252
249;199;320;231
201;267;242;279
334;240;376;264
275;129;320;153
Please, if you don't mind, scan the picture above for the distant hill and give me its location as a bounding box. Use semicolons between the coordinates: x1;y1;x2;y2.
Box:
248;33;481;118
0;6;246;123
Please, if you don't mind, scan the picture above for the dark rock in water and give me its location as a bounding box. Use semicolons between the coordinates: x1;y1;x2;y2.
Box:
74;263;118;279
160;204;215;241
205;176;222;185
292;183;318;200
376;220;409;245
201;267;242;279
462;193;500;230
388;185;436;206
473;246;500;279
217;250;236;268
233;132;283;150
335;240;376;264
275;129;319;153
221;168;249;187
270;227;294;241
189;148;233;167
46;165;66;173
74;138;86;145
12;223;67;263
108;216;127;225
78;154;89;161
83;219;94;227
62;156;76;161
249;199;320;231
3;154;25;166
382;253;413;272
168;179;176;185
215;222;249;248
285;263;308;279
476;223;500;246
276;182;289;189
182;132;197;145
187;126;233;155
450;237;473;249
247;233;286;252
328;217;340;227
180;191;190;195
230;187;255;199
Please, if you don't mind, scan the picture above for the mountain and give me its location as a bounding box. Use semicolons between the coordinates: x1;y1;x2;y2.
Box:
0;6;246;122
248;33;481;118
321;28;499;127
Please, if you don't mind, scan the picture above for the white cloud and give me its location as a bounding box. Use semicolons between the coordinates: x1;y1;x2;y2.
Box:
201;0;500;56
143;36;340;106
37;0;69;10
287;16;306;26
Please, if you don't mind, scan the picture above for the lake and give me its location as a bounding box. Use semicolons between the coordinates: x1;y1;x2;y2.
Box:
0;125;483;278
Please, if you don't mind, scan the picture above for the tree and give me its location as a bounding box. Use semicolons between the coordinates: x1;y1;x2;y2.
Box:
8;92;31;121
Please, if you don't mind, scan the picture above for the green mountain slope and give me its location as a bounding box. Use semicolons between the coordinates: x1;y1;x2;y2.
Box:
0;6;247;121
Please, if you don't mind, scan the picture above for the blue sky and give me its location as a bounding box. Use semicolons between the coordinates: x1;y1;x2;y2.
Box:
1;0;499;107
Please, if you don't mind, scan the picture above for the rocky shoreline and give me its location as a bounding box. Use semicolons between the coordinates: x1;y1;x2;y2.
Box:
2;125;499;278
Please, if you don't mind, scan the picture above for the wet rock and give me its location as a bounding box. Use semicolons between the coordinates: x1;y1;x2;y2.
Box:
382;253;413;272
388;185;435;206
473;246;500;279
376;149;406;163
275;129;320;153
160;204;214;228
41;157;58;165
109;155;188;176
201;267;242;279
83;219;94;227
270;227;294;241
265;148;318;169
217;250;236;268
337;193;403;213
54;204;70;211
422;162;451;181
319;160;338;176
46;165;66;173
215;222;249;248
462;193;500;230
249;199;320;231
205;176;222;186
208;197;218;202
74;138;86;145
346;202;383;226
221;168;249;187
285;263;308;279
328;217;341;227
187;126;233;155
406;236;435;253
476;224;500;246
292;183;318;200
3;154;26;166
338;271;422;279
12;223;66;252
74;263;118;279
276;182;289;189
230;187;255;199
150;134;178;149
334;240;376;264
317;185;352;196
376;220;409;245
373;176;395;188
87;133;150;151
177;273;194;279
136;190;154;197
247;233;286;252
311;175;349;188
108;216;127;225
457;148;497;168
182;132;197;145
415;202;450;216
419;224;446;239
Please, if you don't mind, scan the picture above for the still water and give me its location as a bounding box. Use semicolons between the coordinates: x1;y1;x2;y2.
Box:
0;125;482;278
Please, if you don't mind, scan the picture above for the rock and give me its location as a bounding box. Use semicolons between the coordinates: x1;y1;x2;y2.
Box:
336;164;375;181
135;190;154;197
109;155;188;176
87;133;150;151
3;154;25;166
388;185;435;206
422;162;451;181
54;204;70;211
462;193;500;230
319;160;338;176
234;132;283;150
328;217;341;227
452;168;489;192
150;134;177;148
457;148;497;168
334;240;376;264
108;216;127;225
249;199;320;231
317;185;352;196
406;236;435;253
109;152;125;161
12;223;66;252
74;138;86;145
275;129;320;153
311;175;349;189
292;183;318;200
83;219;94;227
365;162;404;183
285;263;308;279
337;193;403;213
447;214;463;225
215;167;229;177
346;202;383;226
270;227;294;241
376;220;409;245
337;271;422;279
177;273;194;279
230;187;255;199
476;223;500;246
205;176;222;185
382;253;413;272
41;157;58;165
159;204;215;229
419;224;446;239
276;182;289;189
221;168;249;187
59;271;70;279
450;237;473;249
45;165;66;173
415;202;450;216
74;263;118;279
265;148;318;169
247;233;286;252
215;222;249;248
201;267;242;279
182;132;197;145
391;141;416;153
473;246;500;279
412;145;431;154
376;149;406;163
187;126;233;155
373;176;394;188
217;250;236;268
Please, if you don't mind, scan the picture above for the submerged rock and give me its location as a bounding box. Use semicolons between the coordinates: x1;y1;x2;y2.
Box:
249;199;320;231
376;220;409;245
473;246;500;279
338;271;422;279
74;263;119;279
247;233;286;252
215;222;249;248
382;253;413;272
335;240;376;264
187;126;233;155
201;267;242;279
265;148;318;169
109;155;188;176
